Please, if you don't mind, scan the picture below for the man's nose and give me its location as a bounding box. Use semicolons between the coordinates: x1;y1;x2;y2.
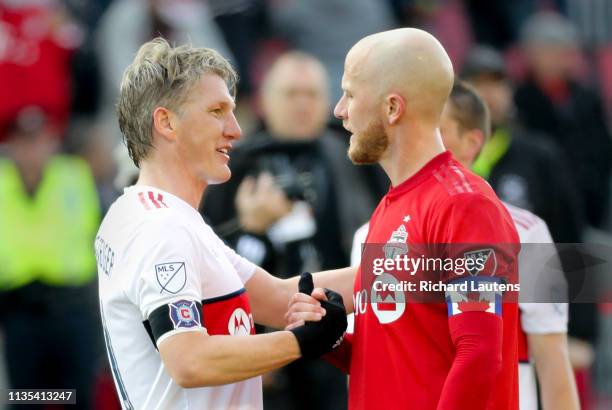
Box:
225;112;242;140
334;95;347;120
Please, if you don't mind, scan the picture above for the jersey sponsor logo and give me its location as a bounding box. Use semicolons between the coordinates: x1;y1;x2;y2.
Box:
155;262;187;294
464;248;497;276
371;221;410;324
371;273;406;324
169;300;202;329
227;307;252;336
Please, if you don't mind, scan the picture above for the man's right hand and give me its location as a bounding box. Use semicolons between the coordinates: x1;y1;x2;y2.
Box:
235;173;293;234
287;272;347;359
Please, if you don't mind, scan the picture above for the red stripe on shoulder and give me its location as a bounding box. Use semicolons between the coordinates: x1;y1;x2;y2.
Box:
148;191;162;209
138;192;151;210
433;161;476;196
157;193;168;208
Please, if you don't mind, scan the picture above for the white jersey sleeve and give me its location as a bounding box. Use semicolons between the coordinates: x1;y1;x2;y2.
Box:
507;204;568;335
347;222;369;334
127;219;206;343
214;231;257;284
351;223;370;267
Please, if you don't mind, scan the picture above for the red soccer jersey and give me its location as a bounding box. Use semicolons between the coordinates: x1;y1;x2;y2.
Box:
347;151;520;410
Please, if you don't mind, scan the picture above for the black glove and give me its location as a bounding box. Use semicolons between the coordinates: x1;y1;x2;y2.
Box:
289;272;347;359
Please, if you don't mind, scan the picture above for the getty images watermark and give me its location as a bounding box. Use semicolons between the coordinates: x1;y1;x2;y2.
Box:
358;243;612;304
371;252;520;294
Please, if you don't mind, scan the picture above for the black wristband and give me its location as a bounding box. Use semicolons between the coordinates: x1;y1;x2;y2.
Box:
290;275;347;359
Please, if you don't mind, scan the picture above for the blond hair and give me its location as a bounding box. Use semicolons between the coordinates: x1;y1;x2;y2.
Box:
117;37;237;167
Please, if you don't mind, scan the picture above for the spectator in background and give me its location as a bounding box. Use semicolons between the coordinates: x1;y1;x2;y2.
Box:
438;81;579;410
463;0;536;49
203;51;380;410
0;107;102;409
266;0;395;103
0;0;82;142
65;117;119;215
515;11;612;228
461;45;584;243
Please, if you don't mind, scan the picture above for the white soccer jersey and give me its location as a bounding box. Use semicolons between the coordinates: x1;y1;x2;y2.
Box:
96;185;262;410
505;203;568;410
505;203;568;336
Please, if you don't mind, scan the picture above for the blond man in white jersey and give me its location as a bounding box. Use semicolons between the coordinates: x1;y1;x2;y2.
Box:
95;38;348;410
350;81;579;410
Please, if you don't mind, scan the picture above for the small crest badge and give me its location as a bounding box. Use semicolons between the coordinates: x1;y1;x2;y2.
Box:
169;300;201;329
383;224;409;259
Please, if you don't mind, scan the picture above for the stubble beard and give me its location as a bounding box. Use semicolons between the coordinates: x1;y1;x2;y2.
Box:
347;118;389;165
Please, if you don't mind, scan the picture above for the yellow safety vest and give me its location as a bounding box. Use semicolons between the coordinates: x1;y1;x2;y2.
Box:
0;155;100;289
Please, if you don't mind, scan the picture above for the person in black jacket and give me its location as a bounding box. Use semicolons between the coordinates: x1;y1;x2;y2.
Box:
462;47;600;374
461;45;584;243
515;11;612;229
202;51;382;410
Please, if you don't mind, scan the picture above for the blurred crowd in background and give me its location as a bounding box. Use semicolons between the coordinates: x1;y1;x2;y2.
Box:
1;0;612;409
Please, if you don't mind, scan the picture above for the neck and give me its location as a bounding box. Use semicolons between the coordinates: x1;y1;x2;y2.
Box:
137;156;206;210
380;122;446;187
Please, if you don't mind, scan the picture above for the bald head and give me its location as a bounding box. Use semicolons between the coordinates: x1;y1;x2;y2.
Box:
346;28;454;123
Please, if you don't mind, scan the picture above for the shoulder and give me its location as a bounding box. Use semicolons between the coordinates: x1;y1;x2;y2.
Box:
109;190;199;246
505;203;551;243
438;189;504;217
504;202;540;230
432;189;518;244
429;160;497;206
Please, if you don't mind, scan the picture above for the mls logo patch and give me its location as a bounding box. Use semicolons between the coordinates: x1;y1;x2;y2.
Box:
464;248;497;276
169;300;201;329
156;262;186;294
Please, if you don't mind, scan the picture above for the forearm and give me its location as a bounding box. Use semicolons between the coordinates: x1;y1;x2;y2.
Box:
529;333;580;410
246;267;301;329
249;265;356;329
160;330;300;388
437;313;503;409
308;266;357;312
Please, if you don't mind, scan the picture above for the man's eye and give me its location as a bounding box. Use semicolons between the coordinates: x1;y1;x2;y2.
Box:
211;109;223;115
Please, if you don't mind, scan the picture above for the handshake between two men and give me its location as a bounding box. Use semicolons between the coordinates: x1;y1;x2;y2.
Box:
287;272;348;359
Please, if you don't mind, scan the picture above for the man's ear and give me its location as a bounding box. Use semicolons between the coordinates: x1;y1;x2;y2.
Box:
386;94;406;125
152;107;178;142
464;129;485;161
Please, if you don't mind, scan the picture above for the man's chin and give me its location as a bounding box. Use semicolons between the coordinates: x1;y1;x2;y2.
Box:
205;169;232;185
348;146;379;165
